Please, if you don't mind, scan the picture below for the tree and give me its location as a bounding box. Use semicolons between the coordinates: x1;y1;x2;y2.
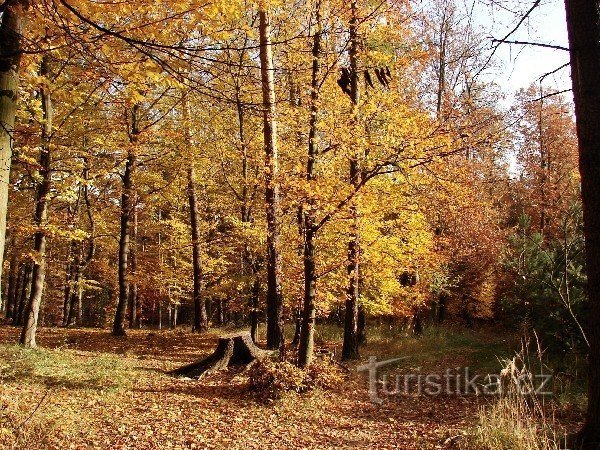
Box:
342;0;361;362
259;5;284;350
20;55;53;348
297;0;323;368
563;0;600;447
183;94;208;333
0;1;27;299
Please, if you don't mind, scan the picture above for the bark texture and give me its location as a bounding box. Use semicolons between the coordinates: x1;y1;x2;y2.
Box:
259;8;284;350
342;0;361;361
20;56;52;348
113;104;139;336
564;1;600;447
170;331;269;379
0;2;25;298
298;0;322;367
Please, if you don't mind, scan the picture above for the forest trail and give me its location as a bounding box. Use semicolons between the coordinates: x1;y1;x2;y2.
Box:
0;326;504;449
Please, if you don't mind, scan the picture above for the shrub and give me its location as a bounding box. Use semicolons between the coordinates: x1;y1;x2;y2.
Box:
248;358;345;401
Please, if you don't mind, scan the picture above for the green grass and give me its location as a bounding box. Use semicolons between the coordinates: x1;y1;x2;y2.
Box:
0;344;136;391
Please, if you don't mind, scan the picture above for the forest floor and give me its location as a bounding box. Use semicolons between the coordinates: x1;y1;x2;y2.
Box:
0;324;581;449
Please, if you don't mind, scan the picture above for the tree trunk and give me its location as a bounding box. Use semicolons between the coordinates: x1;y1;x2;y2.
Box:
62;241;75;326
564;1;600;447
67;161;95;327
20;56;52;348
342;0;361;362
250;278;260;343
128;204;138;328
5;250;18;319
14;263;28;326
357;306;366;345
236;86;261;344
0;2;25;298
188;164;207;332
170;331;269;379
0;231;10;314
297;0;322;368
182;96;208;333
65;245;81;326
259;7;284;351
216;298;224;326
113;104;139;336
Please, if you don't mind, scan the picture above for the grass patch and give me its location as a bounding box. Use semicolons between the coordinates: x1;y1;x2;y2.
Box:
0;344;136;391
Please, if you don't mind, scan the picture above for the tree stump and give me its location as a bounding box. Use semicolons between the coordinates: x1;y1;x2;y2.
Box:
169;331;270;379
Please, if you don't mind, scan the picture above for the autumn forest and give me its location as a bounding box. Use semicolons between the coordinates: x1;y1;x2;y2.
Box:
1;0;599;449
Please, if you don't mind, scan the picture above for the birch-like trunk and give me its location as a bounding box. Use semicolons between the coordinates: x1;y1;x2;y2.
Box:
0;3;25;297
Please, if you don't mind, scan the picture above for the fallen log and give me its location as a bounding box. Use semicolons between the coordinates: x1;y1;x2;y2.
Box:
169;331;271;379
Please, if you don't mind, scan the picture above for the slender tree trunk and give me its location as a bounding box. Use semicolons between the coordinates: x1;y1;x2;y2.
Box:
357;305;366;344
20;56;52;348
14;263;26;326
181;95;207;333
0;231;10;313
564;1;600;447
188;163;207;332
342;0;361;361
66;245;81;326
298;0;322;368
0;2;25;297
250;278;260;342
5;251;18;319
67;161;94;327
259;7;284;350
235;87;261;342
216;298;224;326
113;105;139;336
158;300;162;330
128;204;138;328
62;243;74;325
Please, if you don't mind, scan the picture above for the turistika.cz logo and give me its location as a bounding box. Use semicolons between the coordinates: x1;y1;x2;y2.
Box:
357;356;553;404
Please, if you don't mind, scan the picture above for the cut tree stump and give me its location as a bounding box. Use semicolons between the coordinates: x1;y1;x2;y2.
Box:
169;331;271;379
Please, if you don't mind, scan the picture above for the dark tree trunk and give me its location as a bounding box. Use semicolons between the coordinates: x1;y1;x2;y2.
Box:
297;0;322;368
13;263;26;325
5;250;18;319
113;105;139;337
259;8;284;350
128;204;138;329
182;96;208;334
65;245;81;327
412;313;423;336
62;241;75;326
20;56;52;348
436;293;447;323
358;306;366;345
564;1;600;447
342;0;361;362
188;165;207;333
